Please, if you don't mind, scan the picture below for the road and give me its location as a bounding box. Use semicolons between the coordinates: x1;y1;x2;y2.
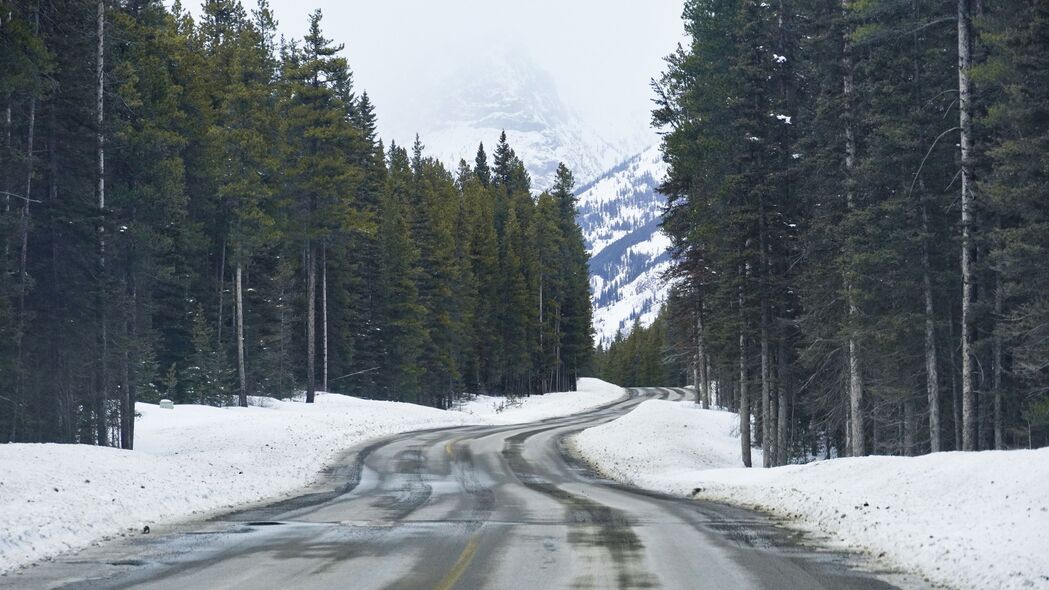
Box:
8;387;915;589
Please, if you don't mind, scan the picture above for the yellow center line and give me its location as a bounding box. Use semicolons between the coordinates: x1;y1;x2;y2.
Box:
444;439;457;458
433;533;481;590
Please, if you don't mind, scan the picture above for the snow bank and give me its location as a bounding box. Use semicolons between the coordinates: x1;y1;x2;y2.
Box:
0;380;625;573
572;400;759;488
0;395;479;573
572;399;1049;590
455;377;626;423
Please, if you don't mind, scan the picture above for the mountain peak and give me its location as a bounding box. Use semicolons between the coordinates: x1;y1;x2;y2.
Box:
411;51;625;190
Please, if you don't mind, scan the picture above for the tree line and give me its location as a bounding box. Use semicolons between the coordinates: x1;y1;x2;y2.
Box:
0;0;593;448
634;0;1049;465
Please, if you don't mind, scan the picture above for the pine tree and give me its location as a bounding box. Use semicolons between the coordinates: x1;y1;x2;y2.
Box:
280;9;361;404
376;144;426;402
474;142;491;187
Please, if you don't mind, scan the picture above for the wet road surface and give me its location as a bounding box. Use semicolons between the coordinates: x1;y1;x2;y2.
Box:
6;388;920;589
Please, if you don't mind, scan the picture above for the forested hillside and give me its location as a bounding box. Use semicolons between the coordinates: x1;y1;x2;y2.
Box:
0;0;592;448
600;0;1049;462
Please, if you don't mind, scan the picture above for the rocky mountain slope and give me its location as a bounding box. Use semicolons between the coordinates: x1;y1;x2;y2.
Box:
575;144;672;343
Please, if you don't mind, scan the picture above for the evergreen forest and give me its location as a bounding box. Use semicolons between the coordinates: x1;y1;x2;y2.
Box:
598;0;1049;463
0;0;593;448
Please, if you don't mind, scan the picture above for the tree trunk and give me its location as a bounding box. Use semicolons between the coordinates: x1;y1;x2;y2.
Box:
235;259;247;407
95;0;108;447
16;64;36;443
47;106;69;441
306;242;316;403
3;97;10;259
761;304;772;466
957;0;976;451
903;398;916;456
739;280;752;468
120;273;136;450
842;0;865;457
217;237;226;351
950;307;962;450
697;298;709;408
776;338;788;466
759;203;772;466
921;200;941;452
20;79;35;324
322;246;328;393
704;354;712;408
992;273;1004;449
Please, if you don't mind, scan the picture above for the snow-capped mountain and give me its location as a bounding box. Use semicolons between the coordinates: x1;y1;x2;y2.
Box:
576;144;673;344
413;51;626;190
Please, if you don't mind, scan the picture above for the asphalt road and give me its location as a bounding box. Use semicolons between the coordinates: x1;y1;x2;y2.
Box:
8;387;917;589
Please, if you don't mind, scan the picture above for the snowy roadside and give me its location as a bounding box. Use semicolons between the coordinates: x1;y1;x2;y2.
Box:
571;399;1049;590
455;377;627;423
0;378;624;573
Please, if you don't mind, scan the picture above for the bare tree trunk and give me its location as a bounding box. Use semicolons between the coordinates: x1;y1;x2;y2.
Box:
20;77;35;317
279;276;288;395
217;237;226;351
872;407;880;454
17;52;36;443
950;305;962;450
120;273;136;450
95;0;108;447
761;303;772;466
921;200;941;452
776;338;788;466
47;107;67;441
842;0;865;457
910;0;942;456
845;412;852;457
957;0;976;451
903;398;916;456
739;280;752;468
235;259;247;407
992;273;1004;449
321;246;328;393
3;95;10;262
697;298;709;408
306;242;316;404
704;354;712;408
759;202;772;466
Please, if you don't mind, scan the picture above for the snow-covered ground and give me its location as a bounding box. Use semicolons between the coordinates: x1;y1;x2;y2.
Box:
0;379;624;573
572;399;1049;590
456;377;626;423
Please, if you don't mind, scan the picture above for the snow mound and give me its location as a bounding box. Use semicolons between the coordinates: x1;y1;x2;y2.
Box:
572;399;1049;590
572;400;758;488
456;377;626;423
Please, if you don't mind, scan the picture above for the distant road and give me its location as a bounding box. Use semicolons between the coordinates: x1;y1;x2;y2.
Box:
11;388;913;589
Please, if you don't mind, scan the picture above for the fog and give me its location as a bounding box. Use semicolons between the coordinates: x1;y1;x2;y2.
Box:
226;0;685;151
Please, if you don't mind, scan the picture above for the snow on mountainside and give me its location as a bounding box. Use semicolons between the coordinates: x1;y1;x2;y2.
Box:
575;144;672;343
413;51;626;191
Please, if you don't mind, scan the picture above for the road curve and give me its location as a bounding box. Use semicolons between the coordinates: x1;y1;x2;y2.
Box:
8;388;916;589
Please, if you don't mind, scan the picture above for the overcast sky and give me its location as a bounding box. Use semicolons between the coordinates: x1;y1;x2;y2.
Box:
227;0;685;150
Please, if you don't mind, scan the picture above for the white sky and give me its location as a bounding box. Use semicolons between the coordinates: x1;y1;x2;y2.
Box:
230;0;686;150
